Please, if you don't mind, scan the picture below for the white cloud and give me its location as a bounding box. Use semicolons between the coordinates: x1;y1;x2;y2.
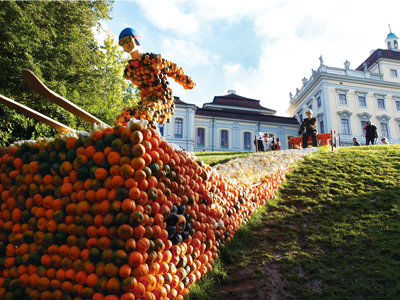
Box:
131;0;199;36
161;38;219;68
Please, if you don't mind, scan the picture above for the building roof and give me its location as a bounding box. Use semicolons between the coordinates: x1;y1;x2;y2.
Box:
173;96;189;105
202;93;276;114
172;94;297;125
387;32;398;39
195;107;299;125
356;49;400;71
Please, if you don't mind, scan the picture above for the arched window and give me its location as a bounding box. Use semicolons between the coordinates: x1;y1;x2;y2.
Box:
357;112;372;136
395;40;399;49
388;41;391;50
380;123;389;138
337;110;353;135
341;119;350;134
377;114;391;138
174;118;183;138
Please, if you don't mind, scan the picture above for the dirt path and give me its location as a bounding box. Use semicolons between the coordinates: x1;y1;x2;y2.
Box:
213;224;291;300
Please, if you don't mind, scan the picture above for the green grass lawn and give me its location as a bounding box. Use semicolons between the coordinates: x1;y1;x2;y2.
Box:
187;145;400;299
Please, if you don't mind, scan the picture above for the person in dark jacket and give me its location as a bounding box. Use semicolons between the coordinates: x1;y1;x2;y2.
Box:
298;109;318;148
363;121;378;145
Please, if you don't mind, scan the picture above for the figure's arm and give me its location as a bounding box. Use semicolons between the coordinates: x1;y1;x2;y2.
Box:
163;59;195;90
311;118;318;129
298;122;305;135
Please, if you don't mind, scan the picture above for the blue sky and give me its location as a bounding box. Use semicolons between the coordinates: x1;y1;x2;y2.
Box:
101;0;400;116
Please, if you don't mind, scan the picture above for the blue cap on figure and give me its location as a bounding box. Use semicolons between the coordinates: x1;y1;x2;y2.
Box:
119;28;141;45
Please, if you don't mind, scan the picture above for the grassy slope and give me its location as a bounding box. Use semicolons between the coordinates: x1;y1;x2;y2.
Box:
188;145;400;300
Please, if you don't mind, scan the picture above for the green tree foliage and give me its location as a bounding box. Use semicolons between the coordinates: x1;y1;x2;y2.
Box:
0;0;139;147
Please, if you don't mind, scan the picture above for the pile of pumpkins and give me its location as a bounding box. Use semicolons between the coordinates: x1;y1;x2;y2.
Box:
0;117;287;300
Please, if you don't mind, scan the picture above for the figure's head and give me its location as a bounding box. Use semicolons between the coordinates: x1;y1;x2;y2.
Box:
305;108;313;117
353;137;357;142
119;28;141;58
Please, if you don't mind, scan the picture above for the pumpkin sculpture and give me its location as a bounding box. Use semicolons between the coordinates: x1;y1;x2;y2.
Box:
0;117;289;300
0;28;292;300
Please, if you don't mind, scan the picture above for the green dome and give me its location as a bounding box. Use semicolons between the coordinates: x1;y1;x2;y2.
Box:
387;32;398;39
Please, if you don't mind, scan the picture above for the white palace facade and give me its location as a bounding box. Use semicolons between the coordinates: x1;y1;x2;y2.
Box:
160;93;299;152
287;28;400;146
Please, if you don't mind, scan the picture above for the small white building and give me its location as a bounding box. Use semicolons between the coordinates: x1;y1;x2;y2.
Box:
161;92;299;152
287;28;400;146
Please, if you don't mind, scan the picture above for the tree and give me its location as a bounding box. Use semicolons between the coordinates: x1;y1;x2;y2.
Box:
0;0;139;147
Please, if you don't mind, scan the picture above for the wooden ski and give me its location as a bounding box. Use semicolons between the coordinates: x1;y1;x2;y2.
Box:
0;94;76;133
21;69;108;127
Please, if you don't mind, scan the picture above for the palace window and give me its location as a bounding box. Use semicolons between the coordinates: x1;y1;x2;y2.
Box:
339;93;347;105
380;123;389;138
377;97;386;109
358;95;366;107
244;132;252;150
319;120;324;134
174;118;183;138
196;128;205;147
317;95;321;108
396;100;400;111
341;119;350;134
221;130;229;149
159;124;164;136
361;121;368;136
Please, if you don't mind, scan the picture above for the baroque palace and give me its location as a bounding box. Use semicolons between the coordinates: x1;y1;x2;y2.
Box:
287;28;400;146
160;93;299;152
161;28;400;151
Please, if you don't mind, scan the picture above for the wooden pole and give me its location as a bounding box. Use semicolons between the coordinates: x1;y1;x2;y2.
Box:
334;131;337;148
254;135;258;152
22;69;108;127
331;130;334;151
0;94;76;133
